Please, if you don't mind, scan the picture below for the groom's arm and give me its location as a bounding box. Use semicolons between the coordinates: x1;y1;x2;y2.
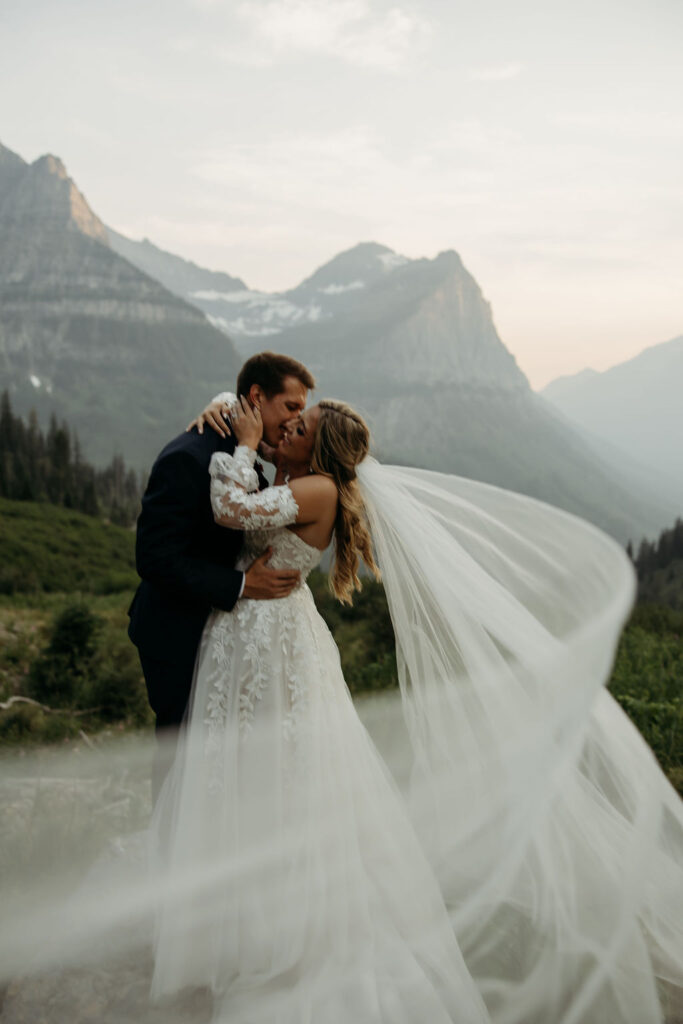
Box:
136;450;244;612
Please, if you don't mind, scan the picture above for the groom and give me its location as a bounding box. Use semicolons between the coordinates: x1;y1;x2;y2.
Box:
128;351;316;799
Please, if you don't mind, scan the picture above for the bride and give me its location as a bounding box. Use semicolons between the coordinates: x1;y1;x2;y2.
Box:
148;391;683;1024
150;394;489;1023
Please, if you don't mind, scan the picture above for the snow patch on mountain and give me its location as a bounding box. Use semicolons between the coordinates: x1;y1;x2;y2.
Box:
199;289;327;338
206;315;281;338
318;281;366;295
191;289;256;303
378;252;408;270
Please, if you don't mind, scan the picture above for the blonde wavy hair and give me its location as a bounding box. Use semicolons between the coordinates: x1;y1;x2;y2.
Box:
310;400;380;605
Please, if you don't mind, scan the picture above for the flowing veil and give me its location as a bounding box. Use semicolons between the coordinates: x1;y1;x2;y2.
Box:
356;457;683;1024
1;458;682;1024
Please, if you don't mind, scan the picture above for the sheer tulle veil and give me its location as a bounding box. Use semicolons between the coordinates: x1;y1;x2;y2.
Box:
356;457;683;1023
1;456;682;1024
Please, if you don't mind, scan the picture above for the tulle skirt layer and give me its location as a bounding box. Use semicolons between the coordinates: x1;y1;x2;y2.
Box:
150;587;489;1024
2;462;682;1024
356;460;683;1024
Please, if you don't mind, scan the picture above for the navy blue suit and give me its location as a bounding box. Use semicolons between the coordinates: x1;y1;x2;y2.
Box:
128;426;267;730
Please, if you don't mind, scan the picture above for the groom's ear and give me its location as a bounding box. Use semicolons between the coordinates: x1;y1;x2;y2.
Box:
248;384;264;409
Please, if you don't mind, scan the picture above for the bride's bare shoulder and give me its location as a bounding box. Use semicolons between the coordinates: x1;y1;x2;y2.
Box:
288;474;338;519
289;473;337;499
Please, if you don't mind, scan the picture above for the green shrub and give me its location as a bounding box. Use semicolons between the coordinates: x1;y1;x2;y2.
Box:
345;651;398;694
627;603;683;636
0;701;79;743
609;604;683;782
613;694;681;772
86;628;152;726
28;602;100;707
93;571;140;596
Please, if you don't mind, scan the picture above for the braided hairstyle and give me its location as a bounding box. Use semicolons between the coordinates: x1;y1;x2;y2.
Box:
310;400;380;605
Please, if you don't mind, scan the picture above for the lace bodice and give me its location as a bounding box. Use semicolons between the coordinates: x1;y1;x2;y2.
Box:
236;526;323;583
210;446;300;530
209;445;322;585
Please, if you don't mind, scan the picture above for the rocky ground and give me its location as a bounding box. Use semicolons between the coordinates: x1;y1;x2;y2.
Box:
1;958;213;1024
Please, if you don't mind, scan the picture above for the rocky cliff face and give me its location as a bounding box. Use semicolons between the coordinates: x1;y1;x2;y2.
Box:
0;151;108;275
263;246;528;396
96;221;677;542
106;226;247;306
1;136;675;540
233;243;675;542
0;142;241;469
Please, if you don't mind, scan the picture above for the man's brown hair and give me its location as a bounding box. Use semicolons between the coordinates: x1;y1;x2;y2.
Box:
236;351;315;398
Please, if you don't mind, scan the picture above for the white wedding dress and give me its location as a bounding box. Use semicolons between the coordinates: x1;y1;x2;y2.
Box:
1;438;681;1022
147;444;683;1024
150;445;490;1023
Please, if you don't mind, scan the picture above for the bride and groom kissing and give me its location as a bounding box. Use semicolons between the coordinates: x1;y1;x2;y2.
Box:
128;351;319;793
126;350;683;1023
127;348;493;1020
127;351;381;796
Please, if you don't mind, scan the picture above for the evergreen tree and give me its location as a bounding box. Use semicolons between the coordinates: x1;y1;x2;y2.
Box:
0;390;142;525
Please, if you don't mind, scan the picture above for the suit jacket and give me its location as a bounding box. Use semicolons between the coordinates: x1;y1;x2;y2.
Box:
128;426;268;667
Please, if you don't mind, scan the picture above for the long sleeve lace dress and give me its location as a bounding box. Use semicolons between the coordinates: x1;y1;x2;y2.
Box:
150;445;490;1024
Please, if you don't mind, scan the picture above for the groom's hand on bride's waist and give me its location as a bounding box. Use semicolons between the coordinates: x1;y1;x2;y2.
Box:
242;548;300;600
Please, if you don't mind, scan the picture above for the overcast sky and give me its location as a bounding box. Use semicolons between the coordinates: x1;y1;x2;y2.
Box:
1;0;681;388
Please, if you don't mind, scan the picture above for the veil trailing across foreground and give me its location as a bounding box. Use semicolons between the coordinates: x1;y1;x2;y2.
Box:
356;458;683;1023
0;459;681;1023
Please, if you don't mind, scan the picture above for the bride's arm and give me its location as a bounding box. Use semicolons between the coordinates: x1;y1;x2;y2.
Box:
210;448;336;531
210;397;337;531
186;391;235;438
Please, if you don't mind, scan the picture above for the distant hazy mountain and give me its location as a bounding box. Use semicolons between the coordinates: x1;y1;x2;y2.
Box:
103;221;676;542
542;336;683;507
107;227;247;305
234;243;675;543
2;137;676;542
0;141;241;469
242;246;527;389
130;238;414;340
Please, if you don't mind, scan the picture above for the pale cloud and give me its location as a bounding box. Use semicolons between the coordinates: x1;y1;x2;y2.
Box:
190;126;393;209
189;119;521;214
230;0;431;71
553;109;683;143
468;62;523;82
12;0;675;389
429;118;522;155
65;118;117;151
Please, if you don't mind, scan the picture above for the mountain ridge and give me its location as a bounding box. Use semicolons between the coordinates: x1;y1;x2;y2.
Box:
0;137;678;541
107;226;247;301
541;335;683;507
0;140;241;469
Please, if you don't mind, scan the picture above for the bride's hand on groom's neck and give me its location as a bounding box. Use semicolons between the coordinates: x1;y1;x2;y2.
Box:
231;396;263;450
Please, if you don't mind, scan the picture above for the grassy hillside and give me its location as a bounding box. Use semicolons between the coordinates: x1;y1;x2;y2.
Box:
0;497;137;596
0;500;680;794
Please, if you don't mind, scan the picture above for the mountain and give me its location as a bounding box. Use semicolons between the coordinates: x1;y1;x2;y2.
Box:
106;227;247;304
542;336;683;508
130;238;414;341
0;141;241;469
233;243;676;543
102;224;676;543
1;136;675;542
245;246;527;390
